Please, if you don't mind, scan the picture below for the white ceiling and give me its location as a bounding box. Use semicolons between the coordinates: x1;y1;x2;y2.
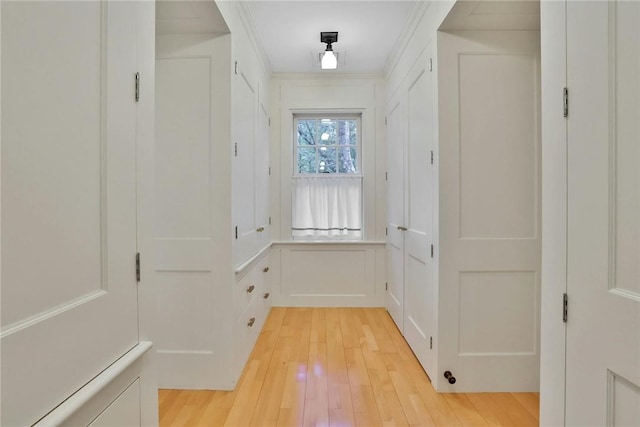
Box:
157;1;230;35
245;1;417;74
156;1;540;73
439;0;540;31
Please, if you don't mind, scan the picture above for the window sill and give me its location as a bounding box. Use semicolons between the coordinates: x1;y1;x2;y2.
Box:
272;240;385;245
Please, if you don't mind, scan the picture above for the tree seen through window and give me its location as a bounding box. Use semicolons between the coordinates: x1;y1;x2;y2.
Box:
296;117;359;174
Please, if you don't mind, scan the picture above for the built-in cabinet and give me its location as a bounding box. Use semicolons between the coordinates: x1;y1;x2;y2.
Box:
154;1;272;389
385;1;541;392
1;1;157;425
233;51;271;265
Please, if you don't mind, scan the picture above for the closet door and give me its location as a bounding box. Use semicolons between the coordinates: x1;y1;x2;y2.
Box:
438;30;541;391
155;34;229;389
255;101;271;249
566;1;640;424
403;50;436;379
1;2;139;425
386;98;405;331
233;61;257;266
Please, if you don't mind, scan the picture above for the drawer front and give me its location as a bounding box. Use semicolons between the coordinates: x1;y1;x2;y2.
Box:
234;298;262;375
257;255;271;304
257;257;272;318
88;379;140;427
235;267;259;321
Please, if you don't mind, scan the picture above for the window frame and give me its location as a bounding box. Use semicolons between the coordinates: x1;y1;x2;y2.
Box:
293;114;363;177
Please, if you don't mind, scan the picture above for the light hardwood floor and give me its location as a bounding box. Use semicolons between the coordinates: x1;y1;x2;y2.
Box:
159;307;539;426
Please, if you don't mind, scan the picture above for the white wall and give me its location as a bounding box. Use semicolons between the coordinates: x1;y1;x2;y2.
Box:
269;75;387;306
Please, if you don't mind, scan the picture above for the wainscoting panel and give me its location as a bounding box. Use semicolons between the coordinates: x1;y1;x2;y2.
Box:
271;243;385;307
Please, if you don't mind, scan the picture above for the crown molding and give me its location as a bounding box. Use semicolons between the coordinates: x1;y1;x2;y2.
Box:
271;72;385;81
384;0;432;79
236;1;273;77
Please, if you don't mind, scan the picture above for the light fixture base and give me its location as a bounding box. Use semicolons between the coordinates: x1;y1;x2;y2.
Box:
320;31;338;45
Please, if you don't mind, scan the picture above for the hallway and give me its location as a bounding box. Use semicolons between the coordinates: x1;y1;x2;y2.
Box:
159;308;539;426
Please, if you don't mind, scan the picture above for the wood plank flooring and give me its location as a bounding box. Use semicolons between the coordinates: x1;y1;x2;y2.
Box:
159;308;539;427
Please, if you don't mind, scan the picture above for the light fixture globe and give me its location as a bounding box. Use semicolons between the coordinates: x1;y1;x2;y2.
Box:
320;31;338;70
321;50;337;70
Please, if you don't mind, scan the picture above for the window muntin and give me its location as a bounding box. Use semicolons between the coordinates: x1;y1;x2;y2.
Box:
295;116;360;175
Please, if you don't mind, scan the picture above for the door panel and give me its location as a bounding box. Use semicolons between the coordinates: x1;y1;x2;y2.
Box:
566;1;640;424
438;30;541;391
386;100;404;331
1;2;139;424
155;34;231;389
233;69;257;266
404;54;436;379
255;102;270;249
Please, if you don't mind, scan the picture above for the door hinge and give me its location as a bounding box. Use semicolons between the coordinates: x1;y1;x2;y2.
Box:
135;253;141;282
268;166;271;176
385;171;388;181
430;244;434;258
385;117;387;125
563;87;569;118
429;58;433;72
563;293;568;323
235;142;238;157
430;150;434;165
268;117;271;126
430;336;433;349
235;226;238;239
135;72;140;102
269;216;272;225
385;282;388;291
235;61;238;75
385;227;388;236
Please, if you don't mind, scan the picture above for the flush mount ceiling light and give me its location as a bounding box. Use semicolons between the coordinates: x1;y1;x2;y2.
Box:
320;31;338;70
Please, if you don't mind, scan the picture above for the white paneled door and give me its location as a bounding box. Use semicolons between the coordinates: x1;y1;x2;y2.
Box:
155;34;233;389
255;102;271;249
386;98;405;331
233;63;258;266
566;1;640;424
385;51;436;381
403;50;436;379
438;30;541;391
1;2;140;425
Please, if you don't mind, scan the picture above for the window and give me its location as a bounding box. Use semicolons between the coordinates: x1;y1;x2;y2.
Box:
295;116;360;175
292;115;363;240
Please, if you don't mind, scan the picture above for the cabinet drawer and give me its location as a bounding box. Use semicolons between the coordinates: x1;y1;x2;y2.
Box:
234;298;263;374
257;258;272;313
235;267;259;321
88;379;140;427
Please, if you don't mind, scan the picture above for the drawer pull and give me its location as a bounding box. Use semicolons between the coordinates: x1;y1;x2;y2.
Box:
263;267;270;273
247;317;256;327
256;227;265;232
247;285;255;293
263;292;270;299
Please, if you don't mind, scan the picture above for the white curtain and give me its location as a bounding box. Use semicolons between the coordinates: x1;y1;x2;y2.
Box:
292;176;362;239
